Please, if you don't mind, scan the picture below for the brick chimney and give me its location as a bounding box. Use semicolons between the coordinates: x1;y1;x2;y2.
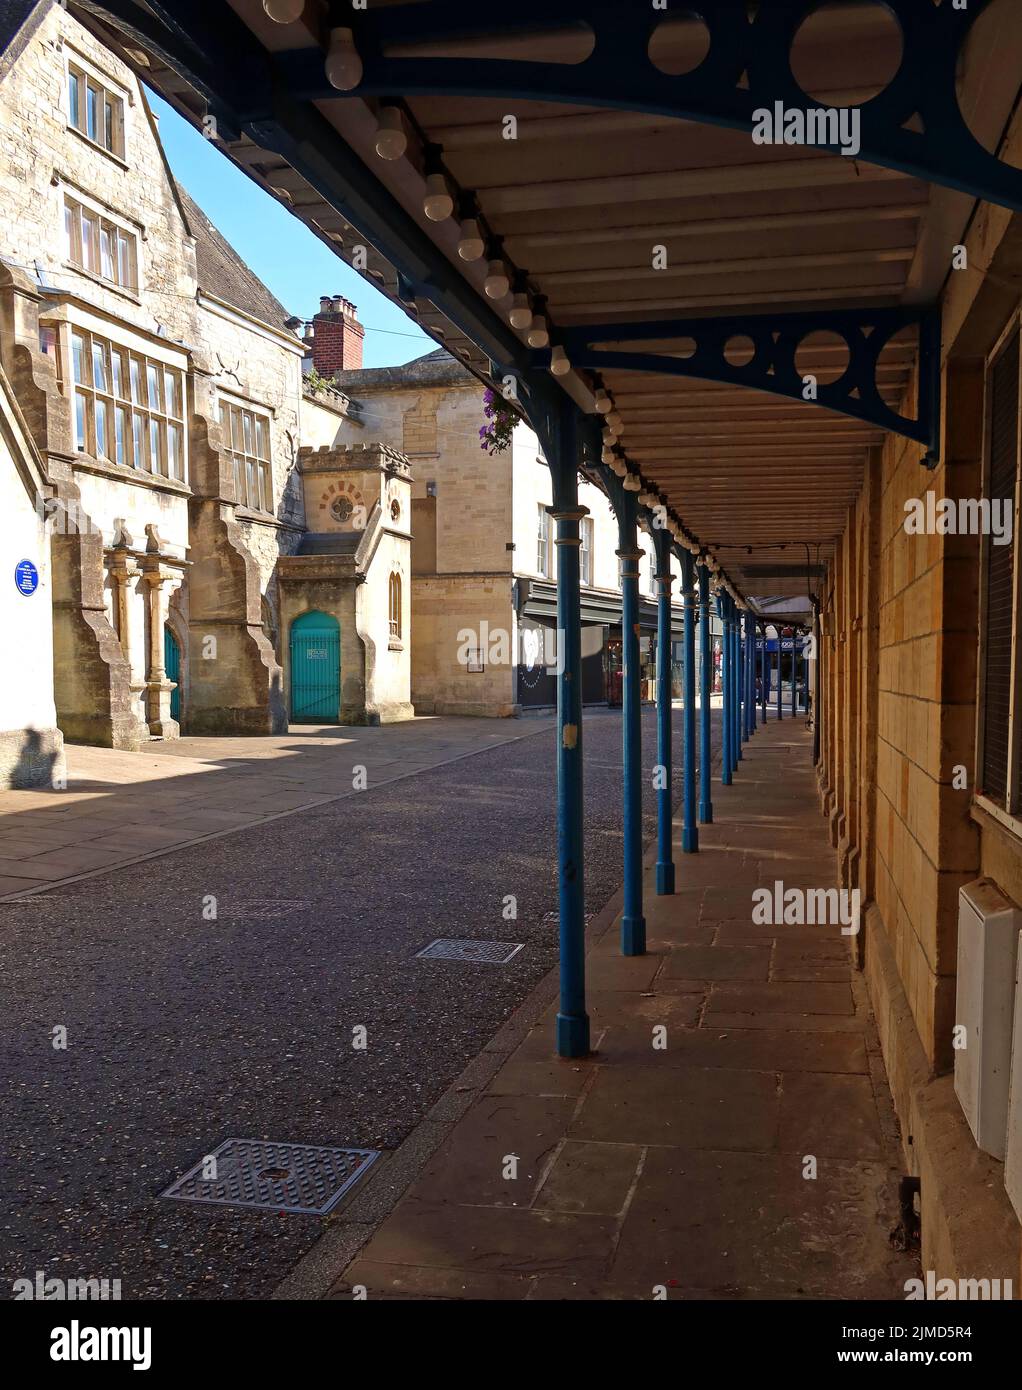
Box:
309;295;364;376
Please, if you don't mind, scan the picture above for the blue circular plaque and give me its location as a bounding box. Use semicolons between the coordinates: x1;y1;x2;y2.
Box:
14;559;39;595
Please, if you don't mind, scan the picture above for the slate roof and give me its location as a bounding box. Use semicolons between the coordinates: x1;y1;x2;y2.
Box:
177;186;293;333
296;531;363;556
331;347;474;393
0;0;43;80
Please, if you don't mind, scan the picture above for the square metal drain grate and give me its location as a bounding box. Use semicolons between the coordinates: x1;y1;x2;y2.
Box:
416;938;524;964
161;1138;379;1215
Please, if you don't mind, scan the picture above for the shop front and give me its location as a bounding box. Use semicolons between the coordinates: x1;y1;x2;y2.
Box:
516;580;685;710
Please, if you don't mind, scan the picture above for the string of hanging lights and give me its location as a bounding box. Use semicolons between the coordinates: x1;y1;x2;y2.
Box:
592;375;718;575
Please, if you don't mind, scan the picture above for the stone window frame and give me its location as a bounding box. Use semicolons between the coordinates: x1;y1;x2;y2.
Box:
974;311;1022;836
63;190;139;296
216;394;273;514
536;502;551;578
388;571;402;644
67;322;186;482
640;546;656;598
65;50;127;163
580;516;594;588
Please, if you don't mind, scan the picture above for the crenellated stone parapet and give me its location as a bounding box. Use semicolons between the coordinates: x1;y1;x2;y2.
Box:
298;440;412;480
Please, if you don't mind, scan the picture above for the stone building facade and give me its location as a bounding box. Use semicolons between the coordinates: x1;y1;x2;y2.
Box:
0;357;63;787
0;1;410;783
818;186;1022;1280
329;349;701;717
278;441;413;724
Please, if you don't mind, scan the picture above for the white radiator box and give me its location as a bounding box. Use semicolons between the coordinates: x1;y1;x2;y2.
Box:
1005;932;1022;1220
954;878;1021;1160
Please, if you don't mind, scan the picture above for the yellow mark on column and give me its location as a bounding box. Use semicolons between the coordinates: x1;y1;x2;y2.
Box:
633;624;641;637
563;723;578;749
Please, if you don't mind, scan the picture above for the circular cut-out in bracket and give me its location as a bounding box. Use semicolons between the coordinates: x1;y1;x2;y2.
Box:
790;1;903;107
723;335;756;368
794;329;851;386
668;336;698;360
648;12;712;77
954;0;1022;168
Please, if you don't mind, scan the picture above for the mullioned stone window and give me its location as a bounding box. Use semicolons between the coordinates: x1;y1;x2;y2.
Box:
70;327;185;479
63;194;138;293
217;396;272;513
66;58;125;160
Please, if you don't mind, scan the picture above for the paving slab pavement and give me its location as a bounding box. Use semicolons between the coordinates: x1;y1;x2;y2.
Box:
0;715;555;899
0;705;709;1300
322;719;918;1302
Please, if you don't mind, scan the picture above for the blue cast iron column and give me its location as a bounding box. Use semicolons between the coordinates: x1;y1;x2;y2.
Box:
730;602;739;772
726;604;735;767
776;628;784;721
617;506;645;955
548;408;590;1058
653;528;675;894
732;602;742;766
741;611;751;743
680;550;698;853
747;613;756;735
812;607;822;765
697;564;713;823
760;623;768;724
717;592;732;786
791;634;798;717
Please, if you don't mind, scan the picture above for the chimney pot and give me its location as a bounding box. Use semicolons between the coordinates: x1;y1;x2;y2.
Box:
310;296;364;374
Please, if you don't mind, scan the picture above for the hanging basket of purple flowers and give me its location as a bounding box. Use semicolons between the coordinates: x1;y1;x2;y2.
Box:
479;387;517;455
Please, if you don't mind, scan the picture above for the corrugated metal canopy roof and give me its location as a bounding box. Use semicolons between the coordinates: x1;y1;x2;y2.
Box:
72;0;1022;603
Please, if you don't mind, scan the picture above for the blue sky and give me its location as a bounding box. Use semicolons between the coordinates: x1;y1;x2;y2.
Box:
148;90;433;369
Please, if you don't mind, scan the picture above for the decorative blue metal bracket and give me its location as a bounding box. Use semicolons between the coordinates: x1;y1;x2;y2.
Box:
278;0;1022;213
79;0;945;467
548;305;941;465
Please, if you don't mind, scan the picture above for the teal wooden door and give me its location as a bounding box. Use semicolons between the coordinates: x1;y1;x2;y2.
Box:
290;610;340;722
164;625;182;721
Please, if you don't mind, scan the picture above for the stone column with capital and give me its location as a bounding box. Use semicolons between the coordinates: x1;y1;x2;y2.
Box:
140;526;180;738
106;539;137;663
